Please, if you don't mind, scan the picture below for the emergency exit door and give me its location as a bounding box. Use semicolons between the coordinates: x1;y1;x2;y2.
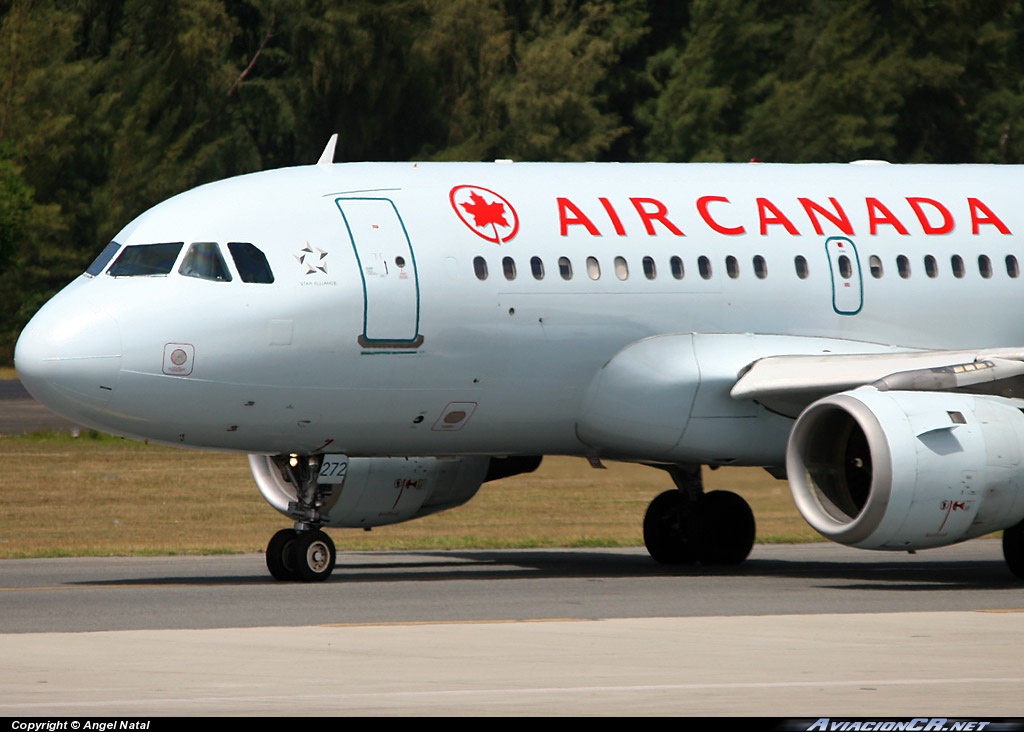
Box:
825;236;863;315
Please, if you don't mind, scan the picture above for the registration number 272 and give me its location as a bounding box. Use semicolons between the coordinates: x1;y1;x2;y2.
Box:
318;455;350;484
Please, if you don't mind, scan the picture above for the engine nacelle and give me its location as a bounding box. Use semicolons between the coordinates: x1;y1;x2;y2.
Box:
250;454;492;528
787;388;1024;550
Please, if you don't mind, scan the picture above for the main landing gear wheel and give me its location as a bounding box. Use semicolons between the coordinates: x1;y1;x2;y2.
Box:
694;490;756;566
266;528;299;581
292;529;336;582
643;490;697;564
1003;520;1024;579
643;489;756;567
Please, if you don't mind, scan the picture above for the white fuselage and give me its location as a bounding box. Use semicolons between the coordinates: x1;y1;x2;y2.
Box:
15;161;1024;463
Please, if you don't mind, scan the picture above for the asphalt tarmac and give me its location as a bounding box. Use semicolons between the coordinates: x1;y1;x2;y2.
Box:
1;546;1023;716
0;379;77;435
2;382;1023;716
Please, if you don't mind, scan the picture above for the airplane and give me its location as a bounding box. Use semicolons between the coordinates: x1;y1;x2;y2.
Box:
13;136;1024;581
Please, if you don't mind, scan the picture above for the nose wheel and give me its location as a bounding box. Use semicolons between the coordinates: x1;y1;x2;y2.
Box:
266;528;336;582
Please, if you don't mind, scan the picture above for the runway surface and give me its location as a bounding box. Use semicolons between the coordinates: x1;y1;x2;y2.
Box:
0;379;76;434
2;382;1024;716
2;545;1023;716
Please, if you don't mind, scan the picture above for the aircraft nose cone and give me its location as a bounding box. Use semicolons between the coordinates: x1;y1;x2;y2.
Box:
15;299;122;416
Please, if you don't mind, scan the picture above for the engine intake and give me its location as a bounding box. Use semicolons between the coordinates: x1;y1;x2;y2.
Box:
250;454;491;528
787;388;1024;550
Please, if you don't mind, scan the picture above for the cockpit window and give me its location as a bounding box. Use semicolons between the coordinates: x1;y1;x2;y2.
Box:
86;241;121;277
106;242;184;277
228;242;275;284
179;242;232;282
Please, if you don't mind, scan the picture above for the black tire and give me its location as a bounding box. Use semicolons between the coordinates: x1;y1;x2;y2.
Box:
643;490;697;564
266;528;299;581
1003;520;1024;580
291;529;336;582
693;490;756;566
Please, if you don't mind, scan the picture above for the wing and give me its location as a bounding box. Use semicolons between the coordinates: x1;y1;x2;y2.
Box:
731;348;1024;417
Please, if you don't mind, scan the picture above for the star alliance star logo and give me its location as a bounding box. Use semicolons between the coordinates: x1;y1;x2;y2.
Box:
295;242;328;275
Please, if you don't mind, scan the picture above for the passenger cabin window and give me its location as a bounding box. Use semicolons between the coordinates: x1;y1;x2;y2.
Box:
951;254;965;278
979;254;993;278
897;255;911;279
531;256;545;280
698;256;712;280
615;256;629;280
86;241;121;277
559;257;573;280
502;256;517;280
794;255;809;279
1007;255;1020;278
586;256;601;280
473;256;488;280
107;242;183;277
924;255;938;278
726;255;739;279
180;242;232;282
837;255;852;279
869;255;883;278
670;256;684;280
228;242;275;284
753;255;767;279
643;256;656;280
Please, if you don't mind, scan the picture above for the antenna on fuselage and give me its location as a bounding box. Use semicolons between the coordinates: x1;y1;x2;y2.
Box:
317;134;338;166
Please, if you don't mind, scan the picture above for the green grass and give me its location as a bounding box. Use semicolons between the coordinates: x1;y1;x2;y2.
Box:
0;431;820;559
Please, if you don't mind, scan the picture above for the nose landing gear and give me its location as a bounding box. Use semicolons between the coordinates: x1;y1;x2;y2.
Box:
264;453;338;582
266;527;337;582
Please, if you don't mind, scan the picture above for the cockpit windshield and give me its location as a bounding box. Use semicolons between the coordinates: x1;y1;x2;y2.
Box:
228;242;275;283
96;240;274;283
85;241;122;277
106;242;184;277
179;242;232;282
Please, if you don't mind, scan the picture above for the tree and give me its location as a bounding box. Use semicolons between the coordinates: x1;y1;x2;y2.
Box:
640;0;1024;164
419;0;645;161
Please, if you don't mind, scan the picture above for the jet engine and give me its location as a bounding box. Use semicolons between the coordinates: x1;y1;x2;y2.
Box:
786;388;1024;550
251;454;490;528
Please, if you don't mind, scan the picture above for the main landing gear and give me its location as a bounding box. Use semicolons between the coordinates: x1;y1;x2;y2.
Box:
265;454;337;582
643;464;756;566
1004;519;1024;580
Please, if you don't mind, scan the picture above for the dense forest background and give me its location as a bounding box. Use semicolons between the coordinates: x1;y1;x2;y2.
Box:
2;0;1024;360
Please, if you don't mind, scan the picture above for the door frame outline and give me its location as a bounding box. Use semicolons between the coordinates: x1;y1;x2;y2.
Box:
336;197;424;349
825;236;863;316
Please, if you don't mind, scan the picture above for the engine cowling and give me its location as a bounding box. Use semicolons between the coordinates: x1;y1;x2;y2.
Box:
250;455;492;528
786;388;1024;550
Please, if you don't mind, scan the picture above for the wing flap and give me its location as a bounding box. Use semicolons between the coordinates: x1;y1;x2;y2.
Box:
731;348;1024;417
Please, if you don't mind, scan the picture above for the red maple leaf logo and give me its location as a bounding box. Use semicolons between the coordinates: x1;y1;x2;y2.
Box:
449;185;520;244
460;192;509;229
